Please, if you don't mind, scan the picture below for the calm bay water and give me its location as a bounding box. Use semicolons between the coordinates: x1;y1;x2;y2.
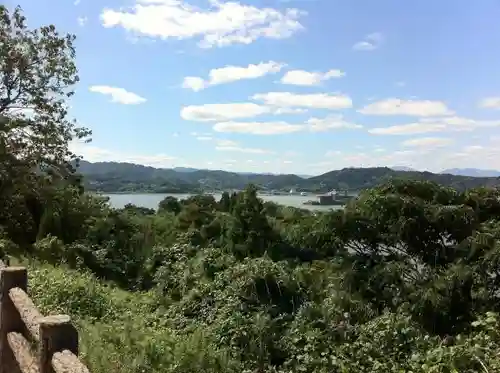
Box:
104;193;343;212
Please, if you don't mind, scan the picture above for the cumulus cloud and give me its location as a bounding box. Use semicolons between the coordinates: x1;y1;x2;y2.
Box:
191;136;273;154
369;116;500;135
306;115;362;132
181;103;272;122
479;97;500;109
183;61;284;91
353;32;383;51
251;92;352;109
213;121;304;135
89;85;146;105
211;115;361;135
100;0;305;48
401;137;453;148
359;98;454;116
215;144;273;154
280;69;345;86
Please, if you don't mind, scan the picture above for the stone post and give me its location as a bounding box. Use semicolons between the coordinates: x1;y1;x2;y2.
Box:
39;315;78;373
0;266;28;373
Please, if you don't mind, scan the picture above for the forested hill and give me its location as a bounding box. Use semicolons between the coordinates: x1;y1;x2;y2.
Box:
76;160;500;193
309;167;500;191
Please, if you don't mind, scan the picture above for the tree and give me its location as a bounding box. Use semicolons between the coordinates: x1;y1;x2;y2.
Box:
0;5;90;244
0;5;90;186
226;185;277;258
219;191;231;212
158;196;181;215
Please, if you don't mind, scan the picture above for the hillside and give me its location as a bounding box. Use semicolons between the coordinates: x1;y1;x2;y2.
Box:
76;161;500;193
77;161;305;192
309;167;500;190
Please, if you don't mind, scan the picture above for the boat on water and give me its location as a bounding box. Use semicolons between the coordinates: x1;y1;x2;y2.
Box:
303;189;351;206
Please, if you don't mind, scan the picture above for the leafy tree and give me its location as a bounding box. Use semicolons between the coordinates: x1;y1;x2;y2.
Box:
225;185;277;258
0;5;90;179
158;196;181;215
219;191;231;212
0;5;90;244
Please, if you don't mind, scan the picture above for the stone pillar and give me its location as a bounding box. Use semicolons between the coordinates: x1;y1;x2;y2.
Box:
39;315;78;373
0;266;28;373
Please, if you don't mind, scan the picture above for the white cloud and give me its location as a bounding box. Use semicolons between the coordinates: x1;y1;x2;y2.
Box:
252;92;352;109
307;115;362;132
77;16;88;26
214;121;304;135
216;145;273;154
216;139;238;147
181;103;272;122
280;69;345;86
70;142;177;168
369;116;500;135
353;32;383;51
89;85;146;105
479;97;500;109
183;61;284;91
359;98;454;116
369;122;446;135
191;136;272;154
212;115;361;135
325;150;342;157
182;77;206;92
401;137;453;148
395;81;406;87
181;93;350;123
273;107;308;114
100;0;305;48
190;131;212;137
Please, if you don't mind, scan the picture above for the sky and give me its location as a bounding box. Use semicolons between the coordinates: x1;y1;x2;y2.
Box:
8;0;500;175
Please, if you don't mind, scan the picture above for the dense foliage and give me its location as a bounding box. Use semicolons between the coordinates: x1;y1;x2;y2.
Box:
78;160;500;193
7;179;500;373
3;5;500;373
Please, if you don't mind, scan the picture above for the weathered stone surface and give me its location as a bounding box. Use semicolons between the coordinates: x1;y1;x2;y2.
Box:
0;265;91;373
0;266;28;373
52;351;90;373
9;287;43;342
7;332;39;373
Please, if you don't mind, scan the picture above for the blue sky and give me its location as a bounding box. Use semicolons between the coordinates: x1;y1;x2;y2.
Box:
9;0;500;174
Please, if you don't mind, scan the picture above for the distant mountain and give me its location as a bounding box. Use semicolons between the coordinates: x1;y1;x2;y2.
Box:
75;161;500;193
391;166;416;172
173;167;199;173
169;167;313;178
76;161;305;193
441;168;500;177
307;167;500;191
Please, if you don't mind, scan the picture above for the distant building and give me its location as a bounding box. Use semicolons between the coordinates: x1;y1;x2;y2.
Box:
318;194;335;205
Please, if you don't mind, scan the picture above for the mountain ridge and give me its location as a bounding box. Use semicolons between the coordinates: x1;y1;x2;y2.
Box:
75;160;500;193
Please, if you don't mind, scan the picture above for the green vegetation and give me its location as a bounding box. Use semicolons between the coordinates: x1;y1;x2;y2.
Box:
78;160;500;194
3;5;500;372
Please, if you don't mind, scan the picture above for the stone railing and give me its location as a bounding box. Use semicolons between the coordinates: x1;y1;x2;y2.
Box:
0;260;90;373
